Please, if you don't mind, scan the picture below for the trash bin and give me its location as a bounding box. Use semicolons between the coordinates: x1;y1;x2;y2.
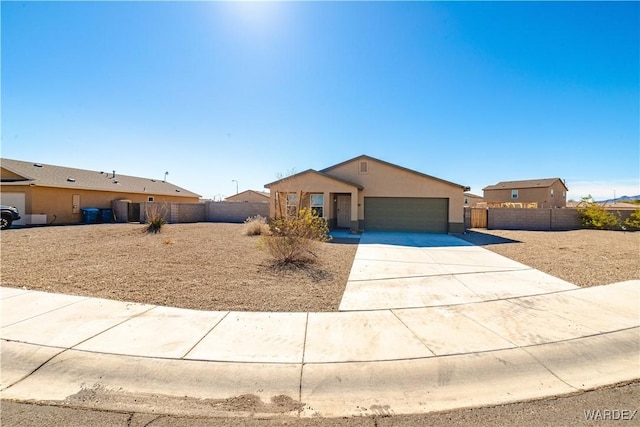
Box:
81;208;99;224
100;208;113;223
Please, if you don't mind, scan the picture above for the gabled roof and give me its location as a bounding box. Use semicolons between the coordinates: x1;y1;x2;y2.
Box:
264;169;364;190
1;158;201;198
320;154;469;190
464;192;484;199
483;178;568;191
225;189;270;201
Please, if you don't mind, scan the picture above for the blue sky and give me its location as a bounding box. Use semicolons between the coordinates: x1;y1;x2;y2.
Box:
2;1;638;201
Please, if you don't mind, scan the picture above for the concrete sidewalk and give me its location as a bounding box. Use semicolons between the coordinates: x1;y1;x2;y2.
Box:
1;232;638;418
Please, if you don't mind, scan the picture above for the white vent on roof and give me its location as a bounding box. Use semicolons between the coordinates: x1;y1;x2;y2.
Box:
34;163;43;167
67;178;76;182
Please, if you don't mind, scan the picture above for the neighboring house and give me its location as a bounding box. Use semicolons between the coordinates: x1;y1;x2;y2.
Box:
567;200;639;210
464;192;484;207
225;190;270;203
264;154;469;234
483;178;568;208
0;158;201;225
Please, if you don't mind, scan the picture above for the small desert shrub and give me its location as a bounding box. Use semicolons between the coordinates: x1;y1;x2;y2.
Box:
624;209;640;230
144;203;168;234
577;196;620;230
243;215;270;236
260;208;330;265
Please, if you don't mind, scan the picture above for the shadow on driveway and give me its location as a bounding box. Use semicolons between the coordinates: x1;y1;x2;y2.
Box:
458;230;521;246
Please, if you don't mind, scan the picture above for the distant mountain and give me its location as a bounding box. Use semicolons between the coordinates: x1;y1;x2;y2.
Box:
597;195;640;203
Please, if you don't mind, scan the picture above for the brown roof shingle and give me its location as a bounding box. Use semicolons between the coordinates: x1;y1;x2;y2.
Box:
483;178;568;191
1;158;201;198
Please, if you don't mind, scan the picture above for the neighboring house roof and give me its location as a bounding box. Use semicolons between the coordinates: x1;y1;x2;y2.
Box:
464;192;483;199
1;158;201;198
320;154;469;190
225;190;270;201
264;169;364;190
567;200;639;210
483;178;568;192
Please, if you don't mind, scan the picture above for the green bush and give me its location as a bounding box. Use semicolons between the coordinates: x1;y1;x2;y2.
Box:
577;196;620;230
260;207;330;265
624;209;640;230
243;215;270;236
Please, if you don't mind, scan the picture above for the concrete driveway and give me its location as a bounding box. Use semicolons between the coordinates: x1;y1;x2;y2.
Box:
1;231;638;419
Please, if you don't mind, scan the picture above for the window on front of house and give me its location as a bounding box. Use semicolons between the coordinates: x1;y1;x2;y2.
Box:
287;193;298;216
286;193;298;217
550;189;554;198
310;193;324;217
148;196;154;202
511;189;518;199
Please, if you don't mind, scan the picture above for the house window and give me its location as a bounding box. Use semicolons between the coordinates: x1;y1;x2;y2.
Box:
550;189;554;198
148;196;155;202
359;161;368;174
310;193;324;217
464;197;469;205
286;193;298;217
511;190;519;199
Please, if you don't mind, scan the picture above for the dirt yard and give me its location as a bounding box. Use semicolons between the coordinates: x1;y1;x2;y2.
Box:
1;224;638;311
459;229;640;287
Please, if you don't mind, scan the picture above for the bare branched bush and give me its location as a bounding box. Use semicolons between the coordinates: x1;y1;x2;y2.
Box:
144;203;168;234
260;206;330;265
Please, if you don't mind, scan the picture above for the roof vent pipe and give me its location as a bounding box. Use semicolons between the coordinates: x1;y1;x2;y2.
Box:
112;170;116;178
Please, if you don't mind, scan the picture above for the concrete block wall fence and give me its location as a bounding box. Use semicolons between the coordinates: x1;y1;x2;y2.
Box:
206;201;269;223
474;208;636;231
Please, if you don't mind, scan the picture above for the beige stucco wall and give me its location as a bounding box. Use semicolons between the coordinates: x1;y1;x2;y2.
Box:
266;159;466;232
1;185;199;224
226;192;269;203
267;172;359;224
325;159;465;224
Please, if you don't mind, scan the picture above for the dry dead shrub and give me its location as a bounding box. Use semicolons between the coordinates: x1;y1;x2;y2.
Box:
242;215;270;236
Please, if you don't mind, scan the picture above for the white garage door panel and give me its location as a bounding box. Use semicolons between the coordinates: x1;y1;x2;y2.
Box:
0;193;26;226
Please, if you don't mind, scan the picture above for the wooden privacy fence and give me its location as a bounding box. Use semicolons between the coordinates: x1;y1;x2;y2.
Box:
470;208;488;228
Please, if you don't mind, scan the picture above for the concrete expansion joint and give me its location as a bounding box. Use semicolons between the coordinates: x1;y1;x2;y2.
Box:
181;311;230;359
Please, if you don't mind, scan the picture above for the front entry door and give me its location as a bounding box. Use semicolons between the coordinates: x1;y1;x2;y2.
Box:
336;195;351;228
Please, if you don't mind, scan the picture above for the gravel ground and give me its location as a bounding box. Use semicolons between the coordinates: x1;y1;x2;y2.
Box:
459;229;639;287
0;223;356;312
1;224;638;312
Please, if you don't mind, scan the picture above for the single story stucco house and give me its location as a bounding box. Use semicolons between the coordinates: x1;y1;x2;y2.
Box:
264;155;469;234
1;158;200;225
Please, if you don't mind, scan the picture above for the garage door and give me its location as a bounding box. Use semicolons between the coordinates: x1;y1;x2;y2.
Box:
0;192;26;226
364;197;448;233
